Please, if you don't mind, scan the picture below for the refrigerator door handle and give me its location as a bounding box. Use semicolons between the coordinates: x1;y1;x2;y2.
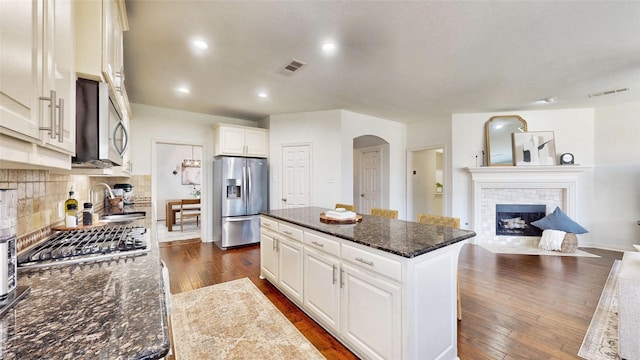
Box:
225;218;253;222
247;166;252;202
242;166;247;210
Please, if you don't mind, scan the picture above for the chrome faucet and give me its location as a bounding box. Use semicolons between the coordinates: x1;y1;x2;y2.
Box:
90;183;115;205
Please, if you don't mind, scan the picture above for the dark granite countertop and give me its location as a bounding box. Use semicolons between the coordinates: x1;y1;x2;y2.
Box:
260;207;476;258
1;206;170;360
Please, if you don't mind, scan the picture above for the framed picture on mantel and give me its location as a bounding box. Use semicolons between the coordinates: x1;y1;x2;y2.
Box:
512;131;557;166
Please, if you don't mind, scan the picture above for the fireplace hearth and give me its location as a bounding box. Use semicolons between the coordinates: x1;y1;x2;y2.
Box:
496;204;546;236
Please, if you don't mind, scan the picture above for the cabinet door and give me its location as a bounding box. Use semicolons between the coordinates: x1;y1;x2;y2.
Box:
103;0;124;93
219;126;246;155
0;0;42;141
260;230;278;283
278;236;303;303
42;0;75;153
244;128;268;157
303;247;341;333
341;263;401;360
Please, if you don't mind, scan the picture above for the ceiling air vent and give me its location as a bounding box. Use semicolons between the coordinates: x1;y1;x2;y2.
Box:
279;58;306;76
588;88;629;98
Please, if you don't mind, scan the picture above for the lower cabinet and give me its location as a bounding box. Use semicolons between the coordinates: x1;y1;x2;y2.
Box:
341;262;401;360
277;236;303;303
259;220;304;304
303;246;341;333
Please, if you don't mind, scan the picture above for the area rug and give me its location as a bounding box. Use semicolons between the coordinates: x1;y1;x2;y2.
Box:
171;277;325;360
156;220;201;242
578;260;621;360
478;243;600;257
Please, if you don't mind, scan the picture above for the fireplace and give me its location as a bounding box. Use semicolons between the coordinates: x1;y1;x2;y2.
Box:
495;204;545;236
466;166;590;245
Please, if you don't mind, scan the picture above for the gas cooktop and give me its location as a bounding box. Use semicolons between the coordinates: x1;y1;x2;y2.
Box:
17;225;149;270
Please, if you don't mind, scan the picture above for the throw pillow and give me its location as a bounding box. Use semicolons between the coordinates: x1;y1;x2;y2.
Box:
531;207;589;234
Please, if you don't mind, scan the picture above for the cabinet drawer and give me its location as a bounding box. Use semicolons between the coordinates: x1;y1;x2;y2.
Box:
260;217;278;231
342;243;401;282
278;223;303;242
304;230;340;257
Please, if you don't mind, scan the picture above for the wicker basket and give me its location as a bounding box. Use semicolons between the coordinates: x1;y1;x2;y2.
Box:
560;233;578;253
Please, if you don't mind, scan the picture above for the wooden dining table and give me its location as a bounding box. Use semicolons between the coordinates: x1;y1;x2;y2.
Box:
165;199;201;232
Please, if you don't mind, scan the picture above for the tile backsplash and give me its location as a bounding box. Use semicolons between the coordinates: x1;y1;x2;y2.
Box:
0;169;150;240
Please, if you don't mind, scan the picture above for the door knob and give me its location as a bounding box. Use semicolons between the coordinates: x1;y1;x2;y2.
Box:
282;198;287;202
360;194;365;197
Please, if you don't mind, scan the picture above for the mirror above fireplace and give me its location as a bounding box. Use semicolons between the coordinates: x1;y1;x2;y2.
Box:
485;115;527;166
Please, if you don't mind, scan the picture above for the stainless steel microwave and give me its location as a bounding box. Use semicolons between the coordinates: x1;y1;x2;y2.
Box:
72;79;129;168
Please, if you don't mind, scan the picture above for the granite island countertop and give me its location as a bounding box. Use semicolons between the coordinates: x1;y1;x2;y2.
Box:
1;207;170;360
260;206;476;258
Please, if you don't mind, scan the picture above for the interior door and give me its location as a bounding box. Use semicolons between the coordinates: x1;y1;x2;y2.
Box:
359;148;382;215
281;144;310;208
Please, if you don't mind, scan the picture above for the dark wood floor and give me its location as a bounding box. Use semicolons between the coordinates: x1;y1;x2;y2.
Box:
159;239;622;360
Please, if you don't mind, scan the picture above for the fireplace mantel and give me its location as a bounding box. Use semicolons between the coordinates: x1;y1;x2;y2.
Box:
464;165;593;244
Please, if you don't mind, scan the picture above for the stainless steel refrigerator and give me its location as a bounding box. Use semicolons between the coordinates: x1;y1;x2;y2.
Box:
213;156;268;249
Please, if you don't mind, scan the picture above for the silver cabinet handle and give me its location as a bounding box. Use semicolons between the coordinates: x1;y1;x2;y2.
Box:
340;268;344;288
39;90;57;139
355;257;374;266
283;230;292;235
332;264;337;285
311;241;324;248
57;98;64;143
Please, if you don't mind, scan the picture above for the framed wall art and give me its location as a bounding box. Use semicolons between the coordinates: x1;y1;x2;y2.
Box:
511;131;557;166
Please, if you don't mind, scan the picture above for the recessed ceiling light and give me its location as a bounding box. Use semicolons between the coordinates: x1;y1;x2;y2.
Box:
321;42;337;54
542;97;557;103
258;92;268;98
176;87;190;94
192;40;208;50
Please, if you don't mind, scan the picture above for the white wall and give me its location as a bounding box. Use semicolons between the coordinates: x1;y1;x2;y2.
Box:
592;101;640;250
341;110;407;218
130;103;257;241
268;109;408;218
268;110;343;210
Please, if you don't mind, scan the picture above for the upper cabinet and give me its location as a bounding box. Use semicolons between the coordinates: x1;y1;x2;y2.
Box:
213;124;269;158
74;0;129;115
0;0;76;169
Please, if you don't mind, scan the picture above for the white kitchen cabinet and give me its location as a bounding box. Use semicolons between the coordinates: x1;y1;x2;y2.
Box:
0;0;76;169
277;235;304;303
303;243;341;334
213;124;268;158
259;217;303;303
341;262;401;360
260;228;278;284
74;0;129;112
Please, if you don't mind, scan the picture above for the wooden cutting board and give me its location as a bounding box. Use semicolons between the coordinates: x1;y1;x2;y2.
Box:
319;212;363;224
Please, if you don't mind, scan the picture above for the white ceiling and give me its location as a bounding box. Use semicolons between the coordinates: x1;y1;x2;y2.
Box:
123;1;640;124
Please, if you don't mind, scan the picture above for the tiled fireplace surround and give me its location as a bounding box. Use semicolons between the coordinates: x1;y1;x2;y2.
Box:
466;166;590;245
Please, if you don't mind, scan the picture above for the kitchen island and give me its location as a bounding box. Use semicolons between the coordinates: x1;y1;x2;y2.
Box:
260;207;476;360
1;208;170;359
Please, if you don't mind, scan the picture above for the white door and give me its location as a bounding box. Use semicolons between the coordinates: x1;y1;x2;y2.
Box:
281;144;310;208
359;148;382;214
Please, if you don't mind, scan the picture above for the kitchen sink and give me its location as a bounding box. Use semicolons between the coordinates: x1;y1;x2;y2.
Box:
100;211;146;224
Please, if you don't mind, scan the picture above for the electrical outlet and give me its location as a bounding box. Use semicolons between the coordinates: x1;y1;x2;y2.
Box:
57;202;64;218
